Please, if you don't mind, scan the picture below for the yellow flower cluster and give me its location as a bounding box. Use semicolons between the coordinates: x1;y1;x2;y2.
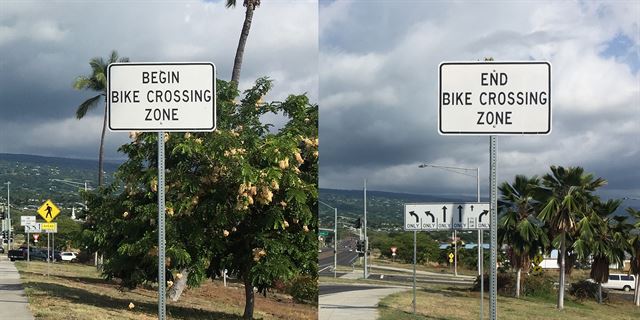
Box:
302;137;319;148
278;158;290;170
252;248;267;262
236;181;276;209
224;148;246;157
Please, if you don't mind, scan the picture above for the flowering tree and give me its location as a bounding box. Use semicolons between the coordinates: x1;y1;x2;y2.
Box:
81;78;318;319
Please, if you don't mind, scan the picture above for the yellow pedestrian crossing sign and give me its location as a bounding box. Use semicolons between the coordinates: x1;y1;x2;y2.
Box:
533;254;543;266
448;252;454;263
532;265;543;273
37;199;60;223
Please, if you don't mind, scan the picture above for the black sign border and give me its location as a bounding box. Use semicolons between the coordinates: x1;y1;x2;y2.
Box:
107;62;217;132
438;61;551;135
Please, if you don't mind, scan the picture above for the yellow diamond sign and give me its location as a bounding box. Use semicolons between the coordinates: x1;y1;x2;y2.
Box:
37;199;60;223
533;254;543;266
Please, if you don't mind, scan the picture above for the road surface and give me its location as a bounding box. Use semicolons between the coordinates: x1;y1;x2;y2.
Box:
319;284;408;320
0;256;34;320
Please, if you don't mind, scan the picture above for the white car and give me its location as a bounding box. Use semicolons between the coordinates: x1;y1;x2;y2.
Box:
602;274;636;291
60;252;78;262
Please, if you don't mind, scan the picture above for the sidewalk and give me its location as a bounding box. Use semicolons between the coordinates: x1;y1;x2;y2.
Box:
319;286;408;320
0;256;34;320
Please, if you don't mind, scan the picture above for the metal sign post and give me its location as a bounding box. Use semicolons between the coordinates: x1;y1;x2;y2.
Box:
27;230;30;262
363;179;368;279
158;131;167;320
108;62;216;320
489;136;498;320
413;229;417;314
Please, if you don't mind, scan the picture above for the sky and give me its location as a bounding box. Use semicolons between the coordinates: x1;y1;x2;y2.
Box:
319;1;640;200
0;0;318;160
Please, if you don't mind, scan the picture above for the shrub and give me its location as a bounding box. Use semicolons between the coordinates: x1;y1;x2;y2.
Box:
472;272;515;295
521;273;555;297
569;280;607;302
287;275;318;304
473;272;555;298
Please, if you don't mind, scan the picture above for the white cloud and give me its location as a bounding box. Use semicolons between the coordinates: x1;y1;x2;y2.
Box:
319;1;640;196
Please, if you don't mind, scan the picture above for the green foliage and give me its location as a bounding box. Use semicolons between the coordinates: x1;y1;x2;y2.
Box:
370;231;439;264
569;280;607;302
286;275;318;304
521;273;555;297
80;78;318;298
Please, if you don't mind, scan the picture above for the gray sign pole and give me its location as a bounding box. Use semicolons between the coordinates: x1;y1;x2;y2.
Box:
413;229;417;314
363;179;367;279
489;136;498;320
158;132;167;320
477;167;483;320
27;230;30;262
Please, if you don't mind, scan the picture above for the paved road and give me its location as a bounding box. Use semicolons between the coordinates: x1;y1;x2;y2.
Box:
319;284;408;320
0;257;34;320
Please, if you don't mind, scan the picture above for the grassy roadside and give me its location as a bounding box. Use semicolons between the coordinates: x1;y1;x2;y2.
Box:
15;261;316;319
377;286;638;320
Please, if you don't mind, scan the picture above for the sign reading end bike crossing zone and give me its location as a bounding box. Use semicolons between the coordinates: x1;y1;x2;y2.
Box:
439;61;551;135
108;62;216;132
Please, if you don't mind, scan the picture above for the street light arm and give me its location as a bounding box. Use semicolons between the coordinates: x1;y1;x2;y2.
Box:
418;163;477;171
318;200;337;210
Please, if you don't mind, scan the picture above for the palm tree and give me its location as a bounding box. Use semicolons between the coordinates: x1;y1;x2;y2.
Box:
73;51;129;186
574;199;627;303
625;207;640;306
227;0;261;87
536;166;606;309
498;175;549;298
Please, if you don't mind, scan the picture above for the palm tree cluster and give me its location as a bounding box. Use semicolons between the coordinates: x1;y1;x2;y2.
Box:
498;166;639;308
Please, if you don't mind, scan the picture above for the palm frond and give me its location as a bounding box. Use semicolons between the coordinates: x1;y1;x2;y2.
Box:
76;94;103;119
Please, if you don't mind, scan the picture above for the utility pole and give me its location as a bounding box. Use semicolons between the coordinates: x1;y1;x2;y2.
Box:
319;200;339;278
5;182;10;250
363;179;368;279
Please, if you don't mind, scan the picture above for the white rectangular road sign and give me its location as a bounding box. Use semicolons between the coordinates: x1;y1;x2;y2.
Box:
439;61;551;135
108;62;216;132
21;216;36;226
404;203;490;231
24;223;42;233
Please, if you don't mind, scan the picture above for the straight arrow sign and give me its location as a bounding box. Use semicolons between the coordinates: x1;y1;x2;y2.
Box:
404;203;490;231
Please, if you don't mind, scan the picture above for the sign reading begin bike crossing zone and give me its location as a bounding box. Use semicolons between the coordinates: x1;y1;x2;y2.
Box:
108;62;216;132
439;61;551;135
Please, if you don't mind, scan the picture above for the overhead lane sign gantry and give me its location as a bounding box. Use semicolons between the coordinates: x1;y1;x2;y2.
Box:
404;203;490;231
108;62;216;132
439;61;551;135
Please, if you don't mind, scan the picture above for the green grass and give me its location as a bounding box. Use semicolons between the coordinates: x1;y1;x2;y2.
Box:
377;286;638;320
15;261;316;319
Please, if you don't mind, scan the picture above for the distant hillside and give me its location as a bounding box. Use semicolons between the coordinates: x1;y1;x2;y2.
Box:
319;188;477;230
0;153;120;171
0;153;120;211
318;188;638;231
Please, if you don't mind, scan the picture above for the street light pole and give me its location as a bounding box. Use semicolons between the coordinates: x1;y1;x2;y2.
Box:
363;179;368;279
319;200;339;278
5;182;10;250
418;163;482;319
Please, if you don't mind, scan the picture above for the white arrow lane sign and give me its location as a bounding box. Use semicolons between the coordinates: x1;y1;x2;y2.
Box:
24;223;42;233
21;216;36;226
404;203;490;231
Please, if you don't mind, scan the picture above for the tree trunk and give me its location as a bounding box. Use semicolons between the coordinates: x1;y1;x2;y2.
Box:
231;3;255;86
98;103;107;186
515;267;521;298
243;276;255;319
558;231;565;309
168;268;190;301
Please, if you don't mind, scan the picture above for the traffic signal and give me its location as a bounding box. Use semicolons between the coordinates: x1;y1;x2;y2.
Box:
354;218;362;229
